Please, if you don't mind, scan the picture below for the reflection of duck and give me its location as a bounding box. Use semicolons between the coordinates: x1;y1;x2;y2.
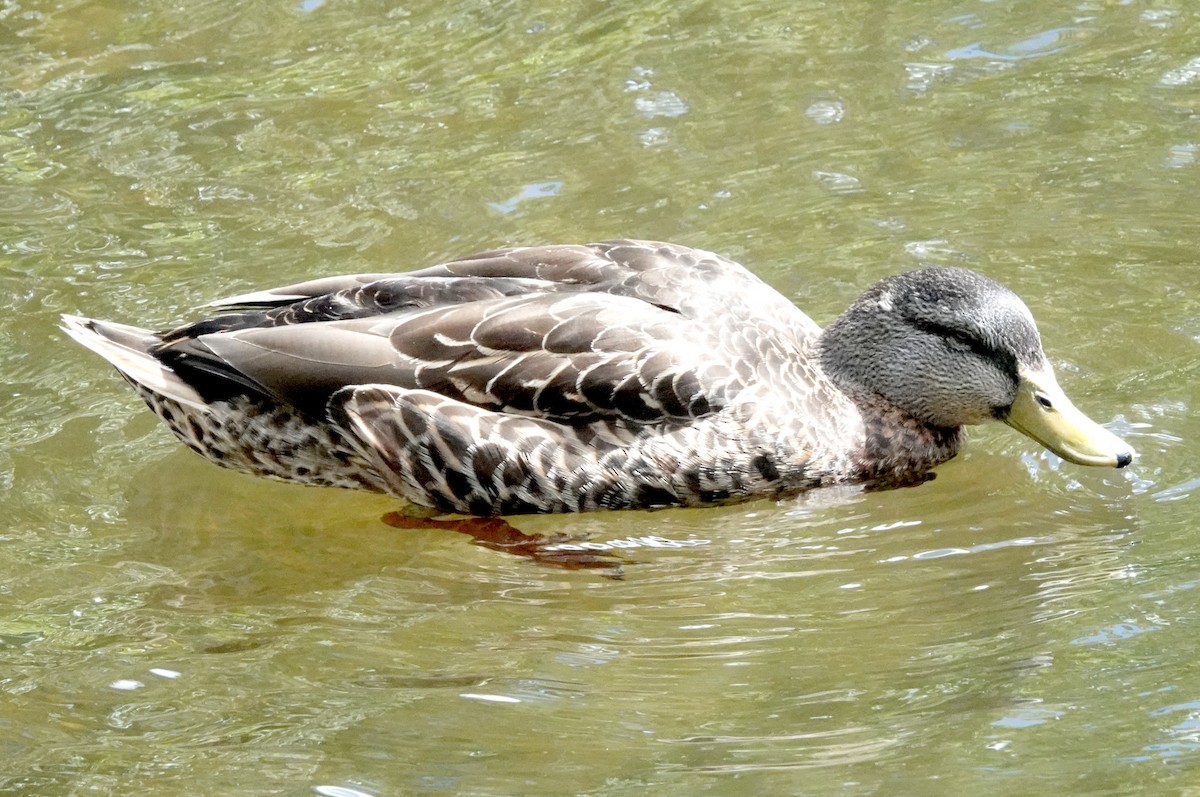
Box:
62;239;1133;516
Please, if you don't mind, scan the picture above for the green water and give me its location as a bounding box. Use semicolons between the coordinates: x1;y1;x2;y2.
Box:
3;0;1199;794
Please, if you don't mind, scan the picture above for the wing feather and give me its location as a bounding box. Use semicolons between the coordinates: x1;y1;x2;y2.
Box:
160;290;746;424
137;240;815;428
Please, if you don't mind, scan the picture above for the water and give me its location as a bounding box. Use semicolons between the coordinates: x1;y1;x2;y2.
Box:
2;0;1199;794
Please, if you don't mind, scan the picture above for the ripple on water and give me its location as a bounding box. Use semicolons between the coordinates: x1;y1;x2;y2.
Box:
632;90;690;119
1160;56;1200;87
944;26;1084;62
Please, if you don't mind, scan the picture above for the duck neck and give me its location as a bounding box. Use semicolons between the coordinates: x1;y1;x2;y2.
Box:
816;313;961;477
845;388;963;487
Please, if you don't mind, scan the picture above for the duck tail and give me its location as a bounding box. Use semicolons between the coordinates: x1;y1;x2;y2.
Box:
60;315;208;410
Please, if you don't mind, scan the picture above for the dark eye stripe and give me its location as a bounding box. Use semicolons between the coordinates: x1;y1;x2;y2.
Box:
908;317;1019;377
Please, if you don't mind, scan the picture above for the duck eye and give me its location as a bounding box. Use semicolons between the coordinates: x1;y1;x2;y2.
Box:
1035;392;1054;410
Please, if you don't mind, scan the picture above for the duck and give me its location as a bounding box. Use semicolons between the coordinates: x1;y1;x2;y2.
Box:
61;239;1134;516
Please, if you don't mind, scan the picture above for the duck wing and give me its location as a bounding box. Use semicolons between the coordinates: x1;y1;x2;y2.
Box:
156;290;746;425
150;240;815;426
188;239;818;335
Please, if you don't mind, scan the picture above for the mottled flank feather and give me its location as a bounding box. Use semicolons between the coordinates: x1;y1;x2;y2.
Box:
64;238;1119;516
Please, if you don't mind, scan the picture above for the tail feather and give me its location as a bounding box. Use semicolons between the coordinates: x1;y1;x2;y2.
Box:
60;314;208;410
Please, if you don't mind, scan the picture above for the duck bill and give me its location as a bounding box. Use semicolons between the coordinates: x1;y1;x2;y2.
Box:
1002;365;1134;468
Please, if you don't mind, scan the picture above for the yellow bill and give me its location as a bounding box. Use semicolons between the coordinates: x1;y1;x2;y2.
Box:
1003;364;1134;468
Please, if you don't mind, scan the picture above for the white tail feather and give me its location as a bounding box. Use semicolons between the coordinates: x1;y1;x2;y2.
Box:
60;315;208;411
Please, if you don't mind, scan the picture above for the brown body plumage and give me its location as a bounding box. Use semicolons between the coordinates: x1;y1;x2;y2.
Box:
61;239;1132;516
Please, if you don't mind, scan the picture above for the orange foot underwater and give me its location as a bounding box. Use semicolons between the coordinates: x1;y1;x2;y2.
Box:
381;511;629;576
